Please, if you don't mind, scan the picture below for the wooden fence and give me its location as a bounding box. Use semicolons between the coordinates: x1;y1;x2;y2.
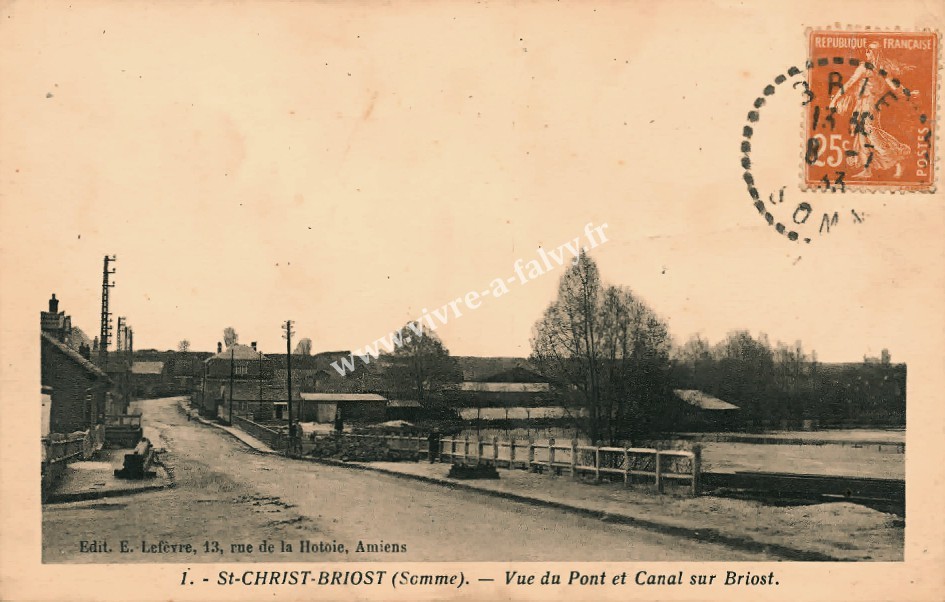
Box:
41;425;104;495
42;432;90;465
312;433;701;496
438;436;701;495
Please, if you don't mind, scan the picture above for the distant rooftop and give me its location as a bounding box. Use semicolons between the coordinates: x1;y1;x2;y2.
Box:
41;332;109;381
387;399;421;408
460;382;551;393
674;389;739;411
299;393;387;403
131;361;164;375
206;344;268;362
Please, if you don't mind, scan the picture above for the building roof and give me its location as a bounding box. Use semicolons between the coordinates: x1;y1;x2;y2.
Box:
484;366;548;383
131;361;164;375
299;393;387;403
41;332;109;381
460;382;551;393
387;399;422;408
205;344;268;362
674;389;740;411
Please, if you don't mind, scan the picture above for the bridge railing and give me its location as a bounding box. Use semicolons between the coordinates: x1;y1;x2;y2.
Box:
438;436;701;495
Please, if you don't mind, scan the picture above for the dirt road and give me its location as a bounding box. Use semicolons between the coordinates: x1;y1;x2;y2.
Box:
43;396;772;563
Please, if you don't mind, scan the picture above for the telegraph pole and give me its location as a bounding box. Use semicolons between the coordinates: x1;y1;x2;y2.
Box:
116;317;125;351
228;347;235;425
99;255;117;370
282;320;294;447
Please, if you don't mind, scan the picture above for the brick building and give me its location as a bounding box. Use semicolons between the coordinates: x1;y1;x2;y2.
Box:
40;294;111;434
41;332;110;434
200;342;284;419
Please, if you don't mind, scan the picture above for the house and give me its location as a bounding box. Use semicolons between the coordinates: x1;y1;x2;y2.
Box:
201;341;287;420
298;393;388;424
453;358;554;409
41;332;111;434
268;353;324;396
164;353;206;392
131;350;214;396
40;294;112;434
131;361;165;397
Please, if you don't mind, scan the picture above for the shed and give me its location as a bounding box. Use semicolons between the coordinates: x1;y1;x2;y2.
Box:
299;392;388;424
386;399;422;421
672;389;741;430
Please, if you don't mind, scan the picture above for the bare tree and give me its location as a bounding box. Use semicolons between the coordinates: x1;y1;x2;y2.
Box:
384;322;460;409
223;327;238;349
712;330;775;427
673;333;713;390
178;339;191;353
531;251;604;441
531;252;671;444
294;338;313;355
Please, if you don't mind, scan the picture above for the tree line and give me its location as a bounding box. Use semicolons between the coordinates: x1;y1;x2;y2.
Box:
528;252;904;443
197;255;904;442
672;331;904;430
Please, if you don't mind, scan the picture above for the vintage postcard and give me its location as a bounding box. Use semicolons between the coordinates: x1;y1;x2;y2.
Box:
1;1;943;601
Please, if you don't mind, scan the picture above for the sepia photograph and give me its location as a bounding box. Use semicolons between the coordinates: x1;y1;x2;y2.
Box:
2;1;943;600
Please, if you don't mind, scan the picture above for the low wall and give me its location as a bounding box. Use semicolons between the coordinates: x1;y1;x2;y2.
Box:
41;428;102;499
232;415;285;450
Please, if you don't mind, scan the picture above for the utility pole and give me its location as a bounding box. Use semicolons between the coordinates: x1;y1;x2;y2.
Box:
116;317;125;351
126;326;133;406
99;255;117;370
282;320;294;447
228;347;235;425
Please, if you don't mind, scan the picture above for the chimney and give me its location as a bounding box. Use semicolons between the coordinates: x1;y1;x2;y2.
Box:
79;343;91;360
217;342;223;353
251;341;257;351
48;294;59;313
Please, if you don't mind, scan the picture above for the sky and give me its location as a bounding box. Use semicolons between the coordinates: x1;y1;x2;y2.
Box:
3;1;943;364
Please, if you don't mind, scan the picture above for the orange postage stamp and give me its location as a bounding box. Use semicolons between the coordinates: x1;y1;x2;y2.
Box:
804;29;938;192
